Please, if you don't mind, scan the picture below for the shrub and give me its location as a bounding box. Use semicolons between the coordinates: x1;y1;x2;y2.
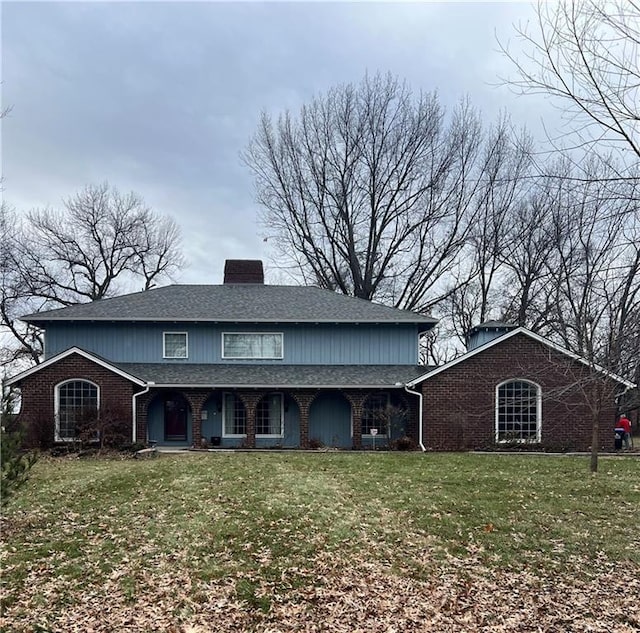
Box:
1;428;38;506
393;435;416;451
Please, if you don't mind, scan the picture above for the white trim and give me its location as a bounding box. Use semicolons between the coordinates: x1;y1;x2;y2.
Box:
221;332;284;360
403;384;425;452
407;327;636;389
136;383;408;389
5;347;147;387
25;316;437;325
163;331;188;359
132;384;152;444
54;378;100;442
494;378;542;444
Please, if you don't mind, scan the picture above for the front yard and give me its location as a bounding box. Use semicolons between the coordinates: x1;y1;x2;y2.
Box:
1;452;639;632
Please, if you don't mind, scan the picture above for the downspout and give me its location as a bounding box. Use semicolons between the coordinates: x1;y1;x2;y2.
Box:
132;383;153;444
400;382;426;452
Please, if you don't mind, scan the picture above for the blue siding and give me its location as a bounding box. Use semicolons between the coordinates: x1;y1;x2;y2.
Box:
308;392;352;448
147;395;192;447
46;322;419;365
149;392;301;448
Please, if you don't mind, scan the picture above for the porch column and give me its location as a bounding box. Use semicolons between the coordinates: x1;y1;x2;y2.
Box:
345;391;367;450
290;390;318;449
184;390;209;448
237;392;263;448
134;389;154;446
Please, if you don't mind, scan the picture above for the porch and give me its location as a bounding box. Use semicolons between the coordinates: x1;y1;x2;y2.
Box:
134;387;417;450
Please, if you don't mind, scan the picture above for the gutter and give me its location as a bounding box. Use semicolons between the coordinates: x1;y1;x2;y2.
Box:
132;382;154;444
399;382;426;452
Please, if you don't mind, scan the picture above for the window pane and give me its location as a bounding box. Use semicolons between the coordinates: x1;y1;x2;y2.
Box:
224;393;246;435
256;393;283;435
57;381;98;441
497;381;539;442
362;393;390;435
223;333;283;359
165;333;187;358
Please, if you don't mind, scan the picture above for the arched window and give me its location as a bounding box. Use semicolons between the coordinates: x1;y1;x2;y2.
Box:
496;380;541;443
55;380;99;442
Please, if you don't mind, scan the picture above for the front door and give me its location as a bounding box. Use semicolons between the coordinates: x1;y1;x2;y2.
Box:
164;397;187;441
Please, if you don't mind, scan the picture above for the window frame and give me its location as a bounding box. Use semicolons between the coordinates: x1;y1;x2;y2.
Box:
54;379;100;442
221;332;284;360
362;392;391;437
256;392;285;438
222;392;247;438
163;331;189;359
495;379;542;443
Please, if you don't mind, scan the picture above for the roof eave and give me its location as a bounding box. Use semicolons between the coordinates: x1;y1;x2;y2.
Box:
407;327;636;389
22;316;438;326
5;347;147;387
145;383;410;389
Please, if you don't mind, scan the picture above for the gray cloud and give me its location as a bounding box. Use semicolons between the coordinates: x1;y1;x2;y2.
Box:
2;1;557;284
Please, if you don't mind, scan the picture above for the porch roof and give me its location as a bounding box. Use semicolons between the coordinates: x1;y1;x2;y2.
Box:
113;362;432;388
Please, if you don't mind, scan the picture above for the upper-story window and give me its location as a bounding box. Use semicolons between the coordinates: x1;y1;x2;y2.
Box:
496;379;541;443
164;332;188;359
222;333;283;359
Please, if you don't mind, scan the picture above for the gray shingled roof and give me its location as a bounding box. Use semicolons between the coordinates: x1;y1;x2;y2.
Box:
22;284;436;327
113;362;432;388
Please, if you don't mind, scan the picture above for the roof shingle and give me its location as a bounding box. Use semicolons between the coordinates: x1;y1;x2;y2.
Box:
22;284;436;327
113;362;432;388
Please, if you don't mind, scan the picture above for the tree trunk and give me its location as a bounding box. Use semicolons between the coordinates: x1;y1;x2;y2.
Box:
590;413;599;473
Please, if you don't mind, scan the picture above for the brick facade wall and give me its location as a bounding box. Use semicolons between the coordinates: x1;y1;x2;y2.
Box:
420;334;619;452
15;354;138;449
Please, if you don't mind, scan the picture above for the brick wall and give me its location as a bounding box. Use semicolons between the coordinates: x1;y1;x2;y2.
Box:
15;354;138;448
420;334;618;452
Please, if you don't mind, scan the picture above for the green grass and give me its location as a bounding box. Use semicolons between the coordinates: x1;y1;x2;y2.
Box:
2;452;639;630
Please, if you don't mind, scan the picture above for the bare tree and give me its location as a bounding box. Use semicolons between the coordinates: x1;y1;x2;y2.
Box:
540;162;639;373
505;160;639;472
439;119;534;342
244;73;531;313
1;204;44;366
501;0;640;161
2;183;184;364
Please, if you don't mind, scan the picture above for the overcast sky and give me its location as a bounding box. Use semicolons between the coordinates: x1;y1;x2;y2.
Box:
2;0;559;286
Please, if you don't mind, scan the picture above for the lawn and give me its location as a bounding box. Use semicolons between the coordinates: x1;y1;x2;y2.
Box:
1;452;639;632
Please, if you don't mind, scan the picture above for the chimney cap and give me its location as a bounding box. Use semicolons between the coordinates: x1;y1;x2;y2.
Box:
223;259;265;284
466;320;517;336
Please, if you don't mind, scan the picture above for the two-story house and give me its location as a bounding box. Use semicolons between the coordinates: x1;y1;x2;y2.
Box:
7;260;435;450
7;260;634;452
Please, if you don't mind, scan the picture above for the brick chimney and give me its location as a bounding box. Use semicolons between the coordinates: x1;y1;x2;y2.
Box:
223;260;264;284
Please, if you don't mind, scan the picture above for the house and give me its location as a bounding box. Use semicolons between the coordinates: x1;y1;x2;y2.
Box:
6;262;634;452
407;322;635;452
7;260;435;450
